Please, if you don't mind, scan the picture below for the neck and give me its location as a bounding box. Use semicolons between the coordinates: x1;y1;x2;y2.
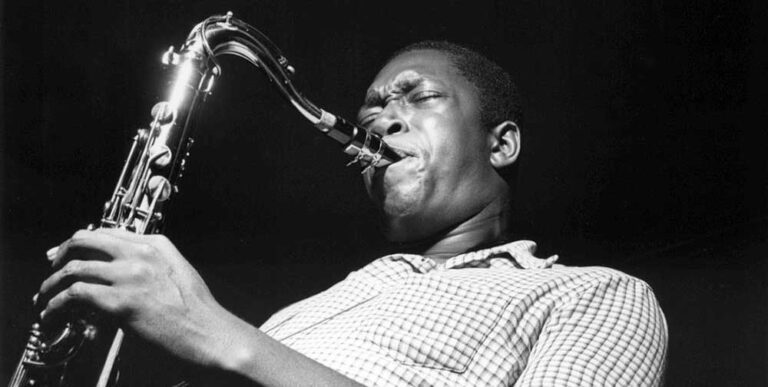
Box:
396;195;511;264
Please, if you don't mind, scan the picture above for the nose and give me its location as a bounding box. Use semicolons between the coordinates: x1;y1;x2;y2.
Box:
369;111;407;137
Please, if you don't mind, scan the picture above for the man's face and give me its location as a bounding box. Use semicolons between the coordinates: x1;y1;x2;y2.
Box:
358;49;501;242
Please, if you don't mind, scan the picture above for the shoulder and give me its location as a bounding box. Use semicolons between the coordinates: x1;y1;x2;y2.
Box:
515;266;669;386
528;265;664;312
548;265;662;303
465;262;658;299
465;263;667;338
548;264;657;291
533;265;668;344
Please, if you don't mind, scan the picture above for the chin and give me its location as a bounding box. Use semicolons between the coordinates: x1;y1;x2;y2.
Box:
375;197;418;242
367;165;435;241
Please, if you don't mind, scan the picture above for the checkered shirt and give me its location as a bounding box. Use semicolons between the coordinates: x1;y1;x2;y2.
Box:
260;240;668;386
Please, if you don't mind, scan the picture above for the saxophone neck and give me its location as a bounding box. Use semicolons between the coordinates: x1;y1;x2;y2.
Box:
166;12;401;168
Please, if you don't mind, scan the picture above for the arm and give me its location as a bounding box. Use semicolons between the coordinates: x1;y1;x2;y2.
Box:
37;228;363;387
515;272;668;387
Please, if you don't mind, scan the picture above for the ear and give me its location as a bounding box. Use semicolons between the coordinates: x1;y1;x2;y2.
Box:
488;121;521;169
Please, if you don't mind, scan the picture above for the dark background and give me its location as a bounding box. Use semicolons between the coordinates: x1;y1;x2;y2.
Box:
2;0;766;385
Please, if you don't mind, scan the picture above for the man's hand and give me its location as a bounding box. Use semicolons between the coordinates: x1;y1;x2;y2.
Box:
37;228;234;367
35;228;364;386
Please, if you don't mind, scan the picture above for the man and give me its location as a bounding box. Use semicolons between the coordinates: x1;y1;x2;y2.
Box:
37;42;667;385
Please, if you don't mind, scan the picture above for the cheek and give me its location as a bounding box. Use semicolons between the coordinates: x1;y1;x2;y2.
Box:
424;134;491;213
430;137;478;178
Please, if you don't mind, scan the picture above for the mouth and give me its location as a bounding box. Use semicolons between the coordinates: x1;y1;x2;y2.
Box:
386;145;417;162
362;145;419;181
367;146;414;173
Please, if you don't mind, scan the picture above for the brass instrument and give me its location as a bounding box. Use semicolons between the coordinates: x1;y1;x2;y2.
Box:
8;12;400;387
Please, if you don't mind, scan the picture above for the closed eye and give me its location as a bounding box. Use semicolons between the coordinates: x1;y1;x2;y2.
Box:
358;90;440;126
359;112;379;128
411;91;441;103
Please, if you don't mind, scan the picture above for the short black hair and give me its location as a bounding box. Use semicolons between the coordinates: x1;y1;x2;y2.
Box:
389;41;523;130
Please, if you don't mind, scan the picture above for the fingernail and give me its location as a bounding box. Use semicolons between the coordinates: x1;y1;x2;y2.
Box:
32;293;39;305
46;246;59;261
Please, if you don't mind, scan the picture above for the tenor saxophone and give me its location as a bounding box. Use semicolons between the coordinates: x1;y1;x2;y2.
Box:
8;12;400;387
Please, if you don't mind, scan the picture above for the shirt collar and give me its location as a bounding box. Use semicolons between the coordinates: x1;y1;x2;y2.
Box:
384;240;559;273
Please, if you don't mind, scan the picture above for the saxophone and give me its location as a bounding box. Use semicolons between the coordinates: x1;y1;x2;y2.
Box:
8;12;400;387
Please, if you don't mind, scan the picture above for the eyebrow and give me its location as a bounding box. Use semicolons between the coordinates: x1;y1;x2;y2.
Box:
362;74;428;108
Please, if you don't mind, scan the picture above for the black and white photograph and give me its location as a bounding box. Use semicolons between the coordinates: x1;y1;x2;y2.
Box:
1;1;766;385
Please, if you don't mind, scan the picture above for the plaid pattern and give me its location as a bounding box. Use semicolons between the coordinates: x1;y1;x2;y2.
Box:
261;240;667;386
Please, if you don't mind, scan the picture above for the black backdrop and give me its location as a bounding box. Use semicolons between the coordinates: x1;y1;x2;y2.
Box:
2;0;766;385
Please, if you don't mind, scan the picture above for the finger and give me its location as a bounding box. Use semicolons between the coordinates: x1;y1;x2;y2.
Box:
95;228;180;264
50;230;109;268
40;282;116;322
38;260;117;308
94;227;156;243
94;228;177;254
46;246;59;261
50;229;140;269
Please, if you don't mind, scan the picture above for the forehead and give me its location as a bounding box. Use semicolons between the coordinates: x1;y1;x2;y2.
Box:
365;49;474;100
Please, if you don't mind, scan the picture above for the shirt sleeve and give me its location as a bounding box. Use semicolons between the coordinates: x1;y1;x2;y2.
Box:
514;272;668;387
